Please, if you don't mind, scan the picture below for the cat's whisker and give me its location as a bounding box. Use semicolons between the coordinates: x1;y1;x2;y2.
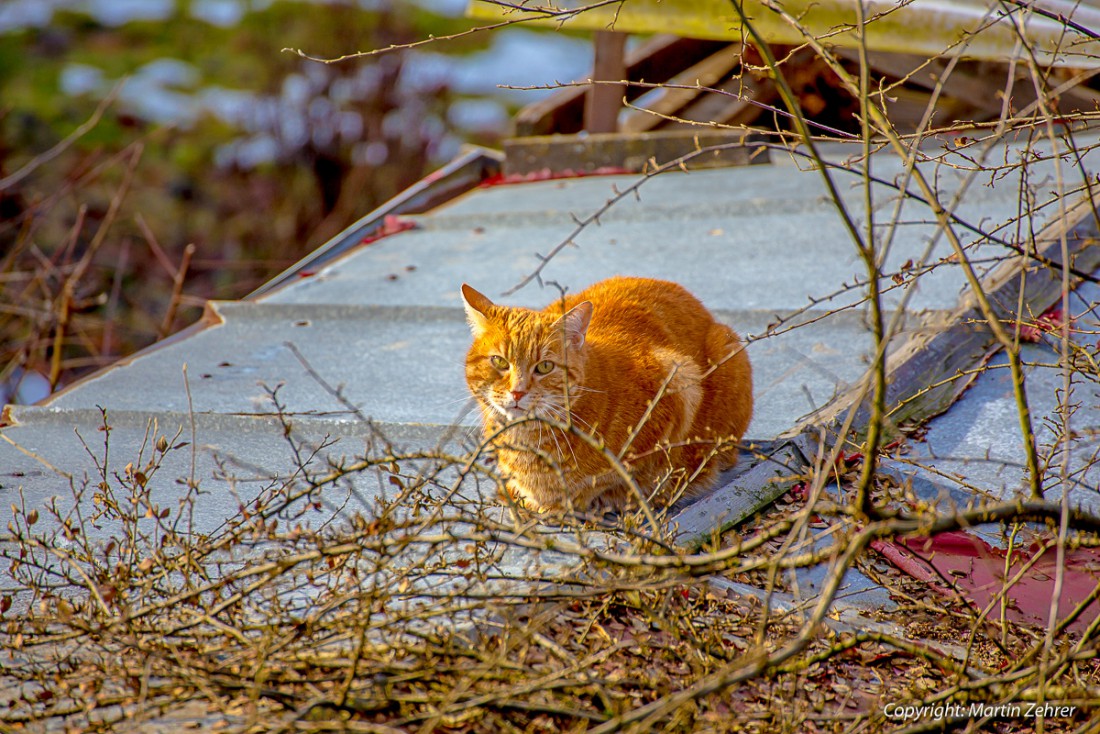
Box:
541;405;582;469
565;385;605;395
543;418;568;465
547;401;595;434
537;419;548;458
435;394;480;408
554;427;579;470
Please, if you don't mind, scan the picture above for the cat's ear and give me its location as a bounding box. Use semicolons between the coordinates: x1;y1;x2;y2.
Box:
557;301;593;349
460;283;494;337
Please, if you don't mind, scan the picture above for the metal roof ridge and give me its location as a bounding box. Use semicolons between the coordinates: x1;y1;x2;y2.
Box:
208;300;466;321
2;403;471;439
16;302;227;413
249;146;504;300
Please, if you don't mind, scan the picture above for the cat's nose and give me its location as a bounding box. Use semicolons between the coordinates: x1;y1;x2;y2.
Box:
511;390;527;402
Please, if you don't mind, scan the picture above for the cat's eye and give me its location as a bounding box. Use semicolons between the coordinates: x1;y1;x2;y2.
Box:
534;360;555;375
489;355;508;370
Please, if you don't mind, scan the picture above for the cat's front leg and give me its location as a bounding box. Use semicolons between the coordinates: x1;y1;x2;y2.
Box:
568;472;633;512
499;469;575;513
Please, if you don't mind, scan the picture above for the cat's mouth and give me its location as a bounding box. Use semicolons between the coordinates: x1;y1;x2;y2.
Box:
492;397;541;422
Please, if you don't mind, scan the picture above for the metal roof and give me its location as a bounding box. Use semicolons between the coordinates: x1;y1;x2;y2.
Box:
467;0;1100;67
2;128;1099;616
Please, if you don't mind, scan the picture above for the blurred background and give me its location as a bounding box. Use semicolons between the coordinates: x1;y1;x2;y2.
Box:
0;0;590;404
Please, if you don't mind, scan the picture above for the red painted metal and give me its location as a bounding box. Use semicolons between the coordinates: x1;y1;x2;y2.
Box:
479;167;633;188
1019;303;1067;342
874;532;1100;634
359;215;417;246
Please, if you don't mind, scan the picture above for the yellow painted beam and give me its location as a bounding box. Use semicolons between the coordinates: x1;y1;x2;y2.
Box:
467;0;1100;67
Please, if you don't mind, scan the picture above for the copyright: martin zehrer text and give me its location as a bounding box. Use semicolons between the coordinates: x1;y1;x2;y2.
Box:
884;702;1076;721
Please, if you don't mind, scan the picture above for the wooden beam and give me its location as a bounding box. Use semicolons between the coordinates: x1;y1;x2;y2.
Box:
672;437;813;549
621;45;740;133
503;129;768;176
666;73;779;130
585;31;627;134
514;36;729;137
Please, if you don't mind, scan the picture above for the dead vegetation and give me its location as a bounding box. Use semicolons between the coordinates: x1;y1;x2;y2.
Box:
1;410;1095;733
3;1;1100;733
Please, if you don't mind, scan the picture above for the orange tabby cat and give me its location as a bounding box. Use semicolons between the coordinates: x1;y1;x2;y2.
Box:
461;276;752;512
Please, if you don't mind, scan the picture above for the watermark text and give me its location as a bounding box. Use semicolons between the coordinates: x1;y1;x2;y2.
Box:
884;702;1076;722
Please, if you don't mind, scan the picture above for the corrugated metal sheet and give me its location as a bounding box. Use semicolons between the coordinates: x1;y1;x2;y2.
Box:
2;129;1098;612
468;0;1100;67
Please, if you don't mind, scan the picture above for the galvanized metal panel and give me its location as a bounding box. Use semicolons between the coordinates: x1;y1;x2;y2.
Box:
467;0;1100;67
3;130;1099;558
